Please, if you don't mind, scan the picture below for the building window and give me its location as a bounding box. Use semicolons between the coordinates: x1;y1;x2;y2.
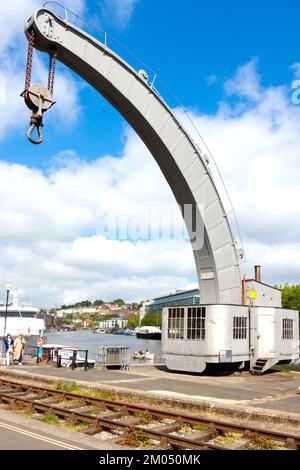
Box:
187;307;205;340
168;308;184;339
233;317;247;339
282;319;294;340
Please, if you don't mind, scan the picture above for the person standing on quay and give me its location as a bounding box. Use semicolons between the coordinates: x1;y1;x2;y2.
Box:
4;334;14;365
13;333;25;366
37;335;44;363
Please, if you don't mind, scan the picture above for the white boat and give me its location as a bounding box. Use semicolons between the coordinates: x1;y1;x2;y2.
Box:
93;328;106;334
132;350;155;360
0;290;45;347
135;326;161;340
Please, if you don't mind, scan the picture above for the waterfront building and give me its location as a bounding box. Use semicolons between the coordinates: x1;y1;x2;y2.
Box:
146;289;200;313
99;318;128;329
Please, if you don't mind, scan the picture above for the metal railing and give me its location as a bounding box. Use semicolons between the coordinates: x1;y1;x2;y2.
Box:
25;346;91;371
96;346;129;370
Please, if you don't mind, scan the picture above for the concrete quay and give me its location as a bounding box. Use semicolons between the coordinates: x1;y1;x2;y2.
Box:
1;361;300;433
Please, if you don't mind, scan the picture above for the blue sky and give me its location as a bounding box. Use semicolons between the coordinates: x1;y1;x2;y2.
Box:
1;0;300;307
1;0;299;166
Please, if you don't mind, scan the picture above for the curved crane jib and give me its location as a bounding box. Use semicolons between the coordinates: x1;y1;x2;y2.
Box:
23;7;242;305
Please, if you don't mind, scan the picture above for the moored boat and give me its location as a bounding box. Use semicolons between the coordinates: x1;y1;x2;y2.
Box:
0;290;45;348
135;326;161;340
132;349;154;360
93;328;106;334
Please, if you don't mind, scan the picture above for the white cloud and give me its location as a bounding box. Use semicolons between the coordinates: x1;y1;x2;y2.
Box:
0;131;194;307
291;62;300;78
100;0;139;28
1;55;300;307
176;58;300;285
224;58;261;102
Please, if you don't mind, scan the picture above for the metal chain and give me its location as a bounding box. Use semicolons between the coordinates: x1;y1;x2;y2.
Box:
47;52;57;96
24;30;35;91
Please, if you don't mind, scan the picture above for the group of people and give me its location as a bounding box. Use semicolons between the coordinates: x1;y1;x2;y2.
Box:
133;349;150;357
3;333;26;366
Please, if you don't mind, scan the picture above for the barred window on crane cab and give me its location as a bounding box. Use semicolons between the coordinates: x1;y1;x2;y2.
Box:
233;317;247;339
167;308;184;339
282;319;294;340
187;307;206;340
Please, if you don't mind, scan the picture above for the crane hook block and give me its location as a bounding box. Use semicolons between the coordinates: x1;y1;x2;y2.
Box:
21;83;55;145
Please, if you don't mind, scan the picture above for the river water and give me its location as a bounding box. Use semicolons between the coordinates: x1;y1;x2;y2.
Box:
46;330;163;364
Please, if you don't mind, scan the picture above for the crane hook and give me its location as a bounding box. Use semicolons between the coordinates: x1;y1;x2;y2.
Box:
27;116;43;145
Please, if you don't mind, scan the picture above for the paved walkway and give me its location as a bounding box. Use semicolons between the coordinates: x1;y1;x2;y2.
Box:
0;409;123;450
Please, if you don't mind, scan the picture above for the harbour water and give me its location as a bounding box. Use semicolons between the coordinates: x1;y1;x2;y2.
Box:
46;330;163;364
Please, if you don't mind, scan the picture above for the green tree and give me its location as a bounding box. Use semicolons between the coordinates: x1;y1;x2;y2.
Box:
55;317;73;326
277;284;300;311
127;314;138;329
141;311;162;328
93;300;103;307
89;313;102;321
113;299;125;306
75;300;92;308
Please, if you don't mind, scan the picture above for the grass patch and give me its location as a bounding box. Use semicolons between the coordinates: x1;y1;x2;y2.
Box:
271;363;300;373
53;380;81;393
138;414;160;425
243;433;277;450
84;390;123;402
121;430;153;448
38;415;59;425
61;421;90;432
20;411;34;418
179;424;191;433
279;371;300;378
192;424;207;431
214;432;242;447
52;380;125;402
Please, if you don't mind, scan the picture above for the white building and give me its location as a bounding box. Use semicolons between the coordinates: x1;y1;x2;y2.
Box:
139;301;153;324
99;318;128;329
57;307;99;316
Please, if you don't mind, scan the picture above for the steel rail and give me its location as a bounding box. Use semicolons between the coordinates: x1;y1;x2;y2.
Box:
0;391;223;450
0;377;299;449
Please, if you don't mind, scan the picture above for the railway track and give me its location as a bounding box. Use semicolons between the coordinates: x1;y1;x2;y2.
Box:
0;376;299;450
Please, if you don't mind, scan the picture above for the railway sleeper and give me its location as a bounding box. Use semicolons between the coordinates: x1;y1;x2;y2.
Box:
0;391;30;397
2;398;18;409
182;429;216;442
34;397;66;405
101;411;127;420
158;437;172;450
146;421;181;434
58;400;86;410
25;394;48;401
165;439;212;451
0;388;18;394
115;416;143;426
68;405;97;414
286;438;298;450
81;424;104;435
